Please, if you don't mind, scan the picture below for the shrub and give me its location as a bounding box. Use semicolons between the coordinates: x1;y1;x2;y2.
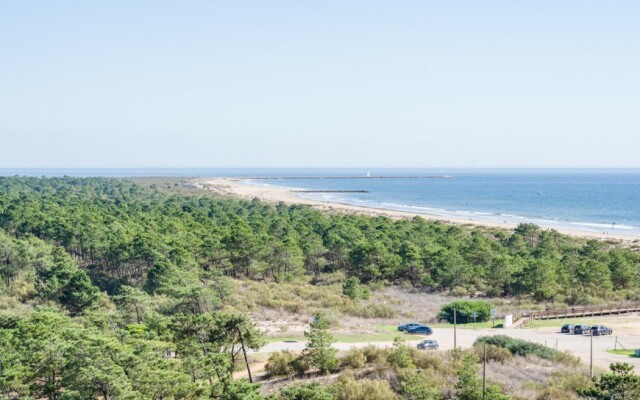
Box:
387;337;414;369
278;382;336;400
336;372;397;400
0;314;21;329
400;370;443;400
474;335;579;364
472;344;512;363
266;350;297;377
544;371;591;399
347;303;395;318
455;352;509;400
359;345;387;365
341;348;367;369
439;300;491;324
578;363;640;399
342;277;370;301
409;349;449;373
292;355;313;376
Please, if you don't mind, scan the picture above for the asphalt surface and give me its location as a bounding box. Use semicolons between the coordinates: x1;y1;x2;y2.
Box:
260;326;640;371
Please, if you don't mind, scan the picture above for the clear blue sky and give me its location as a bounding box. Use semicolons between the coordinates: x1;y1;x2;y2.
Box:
1;1;639;168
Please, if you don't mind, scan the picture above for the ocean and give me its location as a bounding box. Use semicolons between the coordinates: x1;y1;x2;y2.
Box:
2;168;640;236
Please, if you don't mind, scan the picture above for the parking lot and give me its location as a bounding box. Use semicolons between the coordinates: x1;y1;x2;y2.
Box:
261;314;640;372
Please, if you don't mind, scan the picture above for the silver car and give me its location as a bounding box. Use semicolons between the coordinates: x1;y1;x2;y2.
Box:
417;339;439;350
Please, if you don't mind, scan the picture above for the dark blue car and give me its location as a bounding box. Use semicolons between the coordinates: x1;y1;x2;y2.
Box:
407;325;433;335
397;323;421;332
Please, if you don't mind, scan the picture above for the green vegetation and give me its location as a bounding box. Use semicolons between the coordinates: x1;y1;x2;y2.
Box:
0;308;263;399
606;349;637;357
303;313;339;373
342;277;370;301
454;352;509;400
265;350;297;377
277;383;336;400
1;177;638;304
439;300;492;324
386;337;415;369
0;176;637;398
578;363;640;399
474;335;579;364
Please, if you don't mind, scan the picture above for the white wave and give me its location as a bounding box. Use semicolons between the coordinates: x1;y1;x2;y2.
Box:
569;222;635;230
252;180;640;236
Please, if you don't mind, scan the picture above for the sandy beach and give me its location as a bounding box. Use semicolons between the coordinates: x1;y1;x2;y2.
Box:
201;178;640;242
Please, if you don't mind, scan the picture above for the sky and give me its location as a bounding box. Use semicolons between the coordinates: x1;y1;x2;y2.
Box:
1;1;639;168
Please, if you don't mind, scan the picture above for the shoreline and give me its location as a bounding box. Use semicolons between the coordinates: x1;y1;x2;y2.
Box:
200;178;640;242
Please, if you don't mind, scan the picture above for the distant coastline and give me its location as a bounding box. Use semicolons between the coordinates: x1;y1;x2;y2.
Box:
201;178;640;242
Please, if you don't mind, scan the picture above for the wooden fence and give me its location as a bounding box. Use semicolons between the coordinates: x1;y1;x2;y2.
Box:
512;303;640;329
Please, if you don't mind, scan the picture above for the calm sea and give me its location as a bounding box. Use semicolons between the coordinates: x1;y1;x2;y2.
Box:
2;168;640;236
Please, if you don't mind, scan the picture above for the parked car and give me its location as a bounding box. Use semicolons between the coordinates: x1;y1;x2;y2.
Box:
561;324;575;334
407;325;433;335
417;339;439;350
574;324;590;335
397;323;422;332
590;325;613;336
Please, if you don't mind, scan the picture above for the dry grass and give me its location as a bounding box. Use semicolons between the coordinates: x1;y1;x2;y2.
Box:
486;355;589;400
258;345;589;399
0;295;35;316
225;277;602;337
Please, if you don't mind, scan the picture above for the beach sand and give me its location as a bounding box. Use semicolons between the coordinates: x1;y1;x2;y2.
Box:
201;178;640;243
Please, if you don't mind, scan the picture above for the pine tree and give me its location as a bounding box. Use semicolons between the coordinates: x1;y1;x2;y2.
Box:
303;314;338;373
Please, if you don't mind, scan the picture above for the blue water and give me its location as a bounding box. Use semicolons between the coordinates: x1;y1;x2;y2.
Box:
2;168;640;236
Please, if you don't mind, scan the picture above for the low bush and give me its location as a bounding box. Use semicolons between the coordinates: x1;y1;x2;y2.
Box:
474;335;579;364
347;303;395;318
409;349;451;374
278;382;336;400
266;350;297;377
546;370;591;398
292;354;313;376
399;370;443;400
341;348;367;369
342;277;371;301
387;337;414;369
472;343;513;363
335;372;397;400
359;345;388;365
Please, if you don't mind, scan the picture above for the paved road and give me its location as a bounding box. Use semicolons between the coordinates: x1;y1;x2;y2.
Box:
260;327;640;371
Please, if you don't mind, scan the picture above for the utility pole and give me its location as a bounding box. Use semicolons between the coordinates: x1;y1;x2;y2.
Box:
453;307;457;351
482;343;487;400
590;333;593;379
